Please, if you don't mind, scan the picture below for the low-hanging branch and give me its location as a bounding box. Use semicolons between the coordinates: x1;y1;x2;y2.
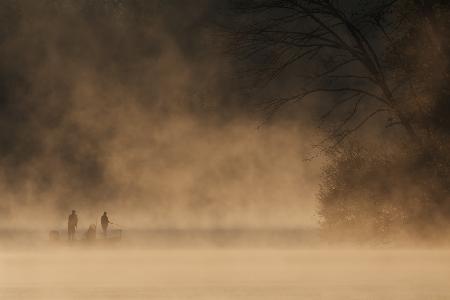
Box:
229;0;419;148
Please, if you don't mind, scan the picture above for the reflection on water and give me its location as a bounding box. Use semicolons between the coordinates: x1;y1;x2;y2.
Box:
1;248;449;299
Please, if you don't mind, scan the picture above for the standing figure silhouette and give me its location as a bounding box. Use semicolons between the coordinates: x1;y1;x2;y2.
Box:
101;212;110;237
68;210;78;240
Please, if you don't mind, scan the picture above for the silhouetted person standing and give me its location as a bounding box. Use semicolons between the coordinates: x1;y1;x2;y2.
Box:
101;212;110;236
68;210;78;240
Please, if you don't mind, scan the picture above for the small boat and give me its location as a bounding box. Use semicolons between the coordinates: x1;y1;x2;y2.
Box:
49;225;122;246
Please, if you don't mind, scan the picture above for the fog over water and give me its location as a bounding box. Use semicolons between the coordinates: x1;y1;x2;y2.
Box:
1;228;450;300
0;0;322;230
0;1;449;299
2;248;450;300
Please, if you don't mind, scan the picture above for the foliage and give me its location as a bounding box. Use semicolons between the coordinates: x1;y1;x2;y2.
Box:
228;0;450;242
318;143;450;243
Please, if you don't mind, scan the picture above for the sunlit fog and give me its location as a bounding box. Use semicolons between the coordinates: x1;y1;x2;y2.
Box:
0;1;449;299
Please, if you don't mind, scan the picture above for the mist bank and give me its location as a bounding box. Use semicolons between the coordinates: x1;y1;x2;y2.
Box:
0;0;323;230
3;227;450;250
2;248;449;300
0;116;322;230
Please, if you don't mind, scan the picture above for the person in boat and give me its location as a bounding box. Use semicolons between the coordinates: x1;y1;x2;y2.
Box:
101;212;110;236
85;224;96;241
68;210;78;240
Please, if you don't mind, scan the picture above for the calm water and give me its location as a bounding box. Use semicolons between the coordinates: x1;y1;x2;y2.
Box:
1;248;449;299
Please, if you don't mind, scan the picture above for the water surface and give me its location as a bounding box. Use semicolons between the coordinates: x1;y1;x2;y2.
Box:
1;248;449;299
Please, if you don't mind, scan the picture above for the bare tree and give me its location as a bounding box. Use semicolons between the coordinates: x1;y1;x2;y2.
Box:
227;0;450;241
228;0;423;149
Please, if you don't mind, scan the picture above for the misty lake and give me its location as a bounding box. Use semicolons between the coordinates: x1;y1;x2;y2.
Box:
1;247;449;300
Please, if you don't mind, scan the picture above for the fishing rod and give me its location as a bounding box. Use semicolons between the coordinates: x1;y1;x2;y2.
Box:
109;222;126;228
108;222;125;240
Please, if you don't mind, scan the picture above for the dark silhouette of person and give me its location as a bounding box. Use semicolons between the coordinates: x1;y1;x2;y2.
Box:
85;224;96;241
68;210;78;240
101;212;110;236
